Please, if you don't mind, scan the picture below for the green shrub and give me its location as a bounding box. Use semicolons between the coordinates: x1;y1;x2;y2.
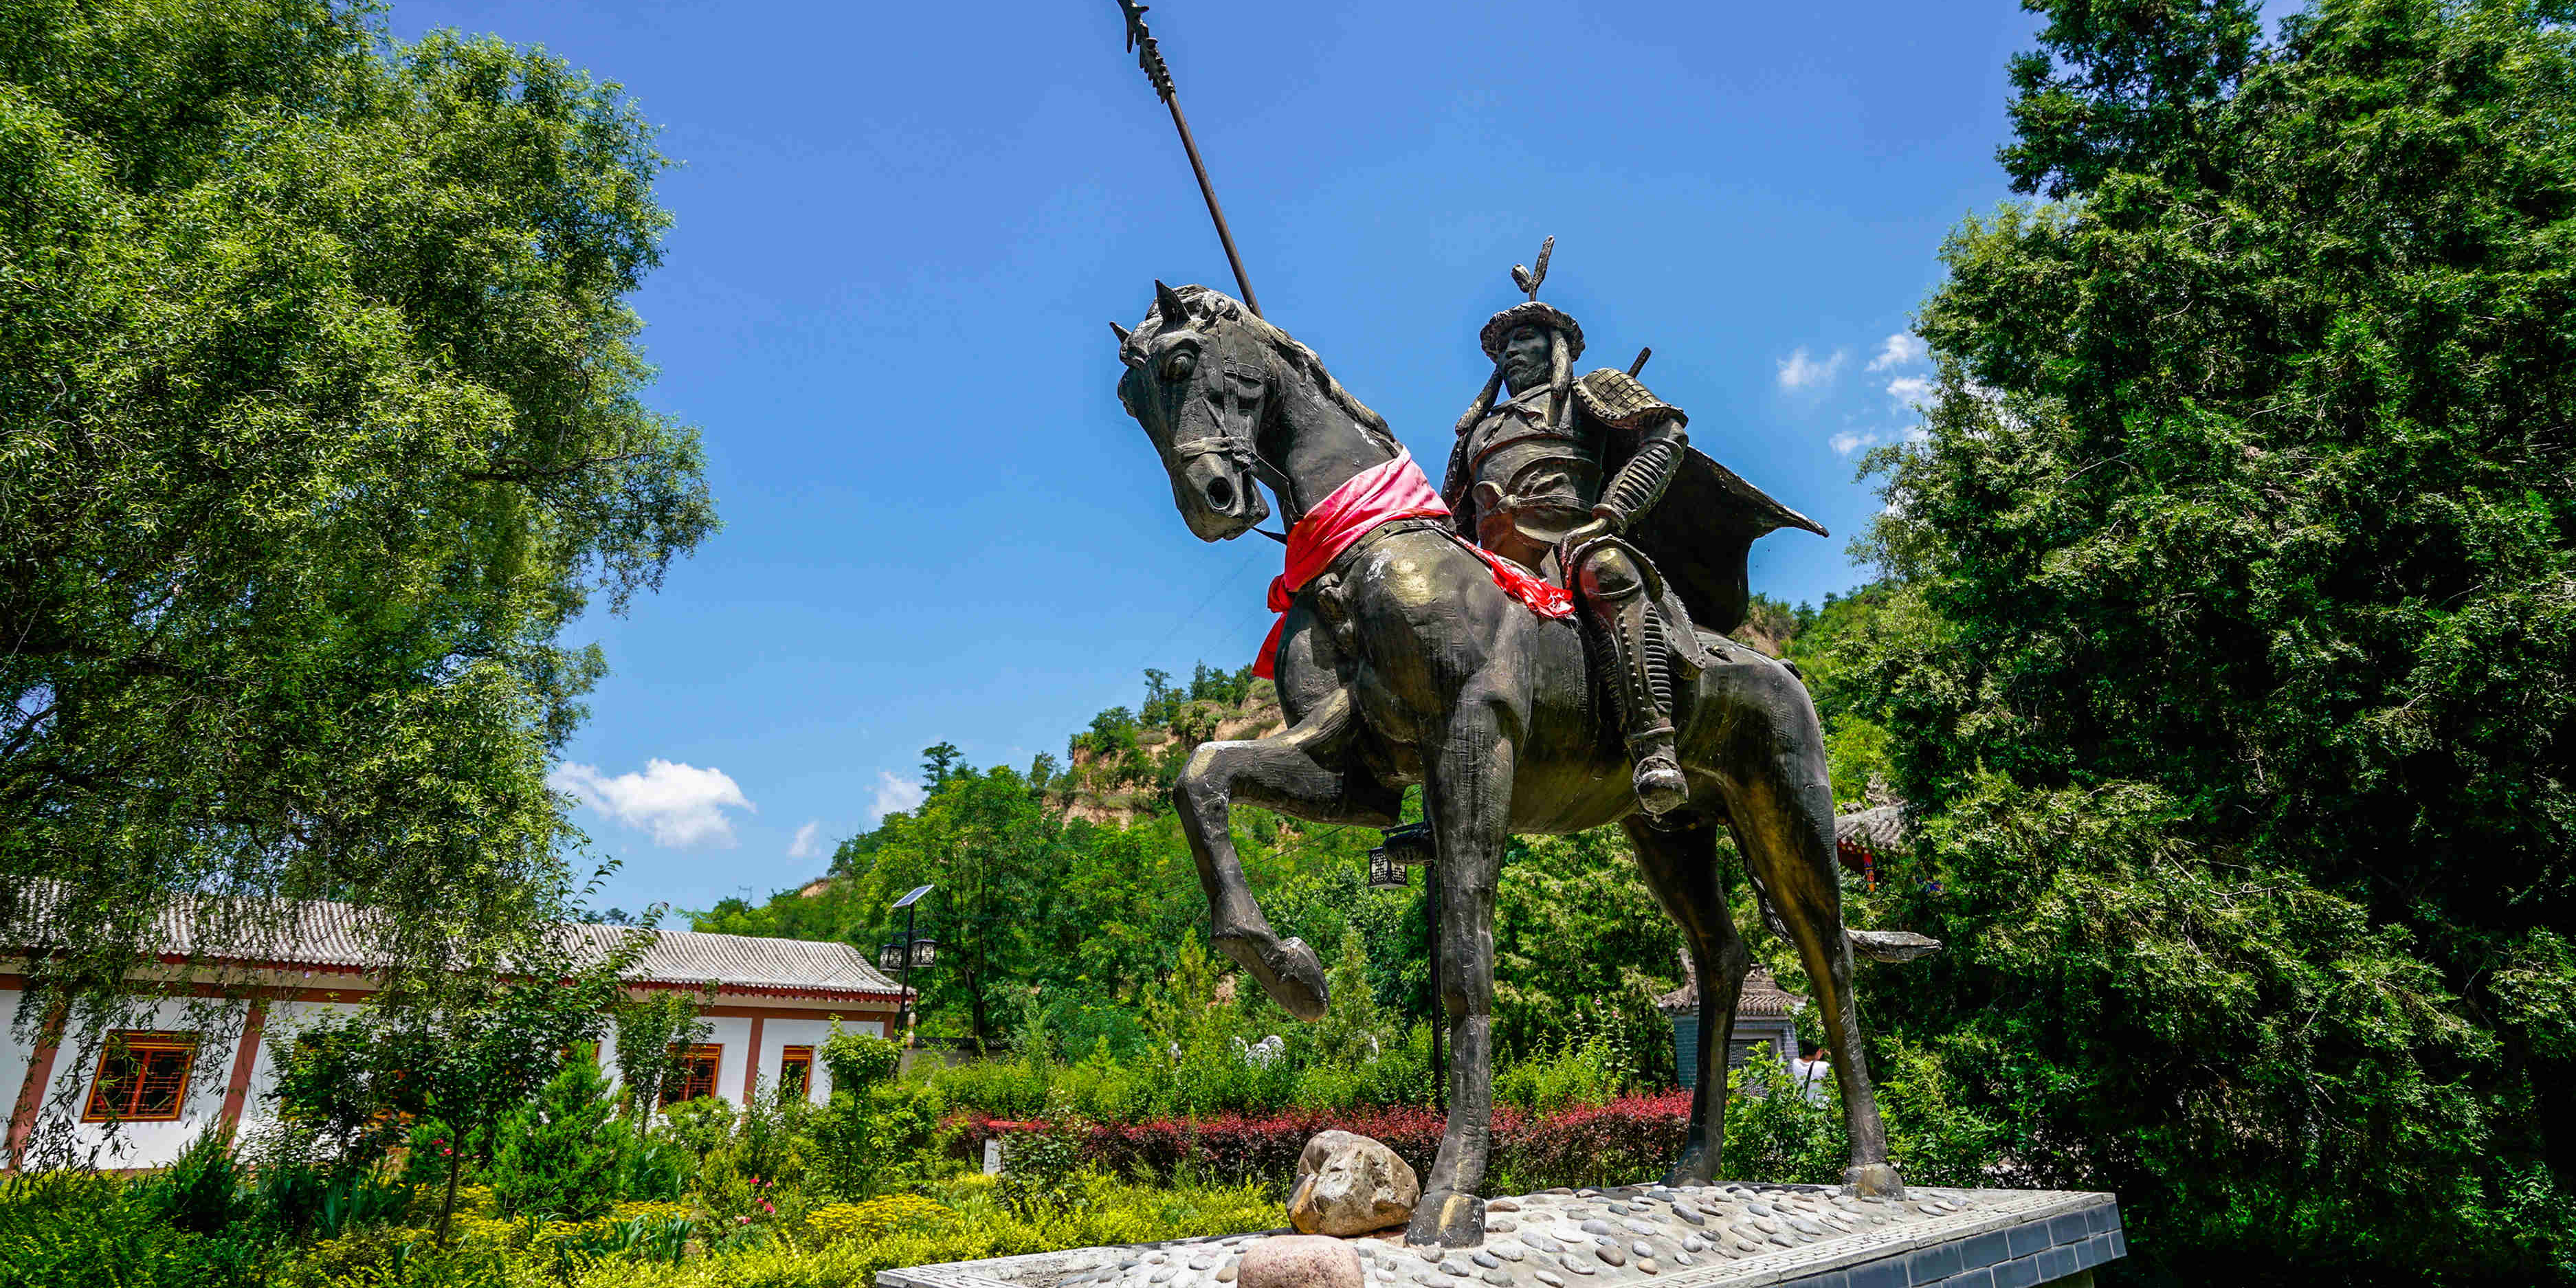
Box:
818;1029;901;1093
0;1174;269;1288
142;1129;246;1235
489;1047;631;1219
806;1078;945;1200
1492;1032;1625;1114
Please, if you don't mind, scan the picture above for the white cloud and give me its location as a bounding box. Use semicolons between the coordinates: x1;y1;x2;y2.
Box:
1867;333;1928;371
1885;375;1935;410
871;770;926;823
1830;430;1880;457
788;820;825;860
549;759;753;848
1775;347;1847;392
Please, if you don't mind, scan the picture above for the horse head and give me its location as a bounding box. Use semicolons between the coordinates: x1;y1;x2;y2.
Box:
1114;281;1276;542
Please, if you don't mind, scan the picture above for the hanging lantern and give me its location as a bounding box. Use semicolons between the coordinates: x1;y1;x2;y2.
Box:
909;936;939;968
877;942;907;972
1367;847;1409;890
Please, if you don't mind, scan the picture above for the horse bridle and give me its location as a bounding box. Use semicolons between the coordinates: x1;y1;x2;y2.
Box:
1162;364;1304;521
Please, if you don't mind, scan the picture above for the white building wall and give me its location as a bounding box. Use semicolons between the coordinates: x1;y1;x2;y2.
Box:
0;986;32;1124
698;1016;753;1107
30;996;243;1168
229;997;366;1149
755;1016;836;1105
5;985;898;1168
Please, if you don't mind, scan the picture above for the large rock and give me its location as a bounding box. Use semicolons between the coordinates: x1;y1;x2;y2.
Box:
1236;1235;1363;1288
1287;1130;1420;1236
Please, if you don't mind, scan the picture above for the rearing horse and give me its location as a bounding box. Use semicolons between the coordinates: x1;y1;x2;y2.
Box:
1113;283;1902;1245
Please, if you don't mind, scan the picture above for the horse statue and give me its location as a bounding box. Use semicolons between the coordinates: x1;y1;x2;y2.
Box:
1112;282;1909;1246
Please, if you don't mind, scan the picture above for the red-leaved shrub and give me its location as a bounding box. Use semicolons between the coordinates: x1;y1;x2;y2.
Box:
959;1091;1694;1192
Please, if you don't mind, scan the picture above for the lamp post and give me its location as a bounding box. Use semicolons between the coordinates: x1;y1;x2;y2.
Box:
880;884;936;1045
1368;821;1442;1112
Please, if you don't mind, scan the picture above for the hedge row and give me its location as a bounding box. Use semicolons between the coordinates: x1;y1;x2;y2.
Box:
960;1091;1696;1192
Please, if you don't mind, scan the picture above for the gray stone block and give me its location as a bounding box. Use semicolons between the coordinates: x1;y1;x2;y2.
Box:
2107;1230;2127;1258
2069;1234;2113;1270
1989;1256;2041;1288
1939;1269;1993;1288
1906;1239;1964;1285
1845;1256;1907;1288
2045;1214;2089;1247
1959;1230;2010;1270
2004;1222;2053;1258
2035;1245;2076;1281
1787;1272;1845;1288
2081;1205;2115;1236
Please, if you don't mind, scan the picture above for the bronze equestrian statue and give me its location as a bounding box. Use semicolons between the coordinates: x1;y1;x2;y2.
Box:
1111;263;1909;1247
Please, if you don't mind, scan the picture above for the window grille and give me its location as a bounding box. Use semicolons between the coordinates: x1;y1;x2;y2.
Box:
82;1031;199;1123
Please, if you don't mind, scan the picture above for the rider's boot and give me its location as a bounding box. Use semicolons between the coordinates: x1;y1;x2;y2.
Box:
1579;545;1688;816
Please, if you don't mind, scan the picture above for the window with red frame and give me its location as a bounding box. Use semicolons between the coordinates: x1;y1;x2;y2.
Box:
779;1045;814;1099
82;1032;199;1122
663;1043;722;1106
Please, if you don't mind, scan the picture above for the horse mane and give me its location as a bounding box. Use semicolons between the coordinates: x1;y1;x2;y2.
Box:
1126;285;1401;456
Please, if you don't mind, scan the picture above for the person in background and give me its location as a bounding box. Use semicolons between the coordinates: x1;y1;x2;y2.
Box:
1791;1039;1832;1104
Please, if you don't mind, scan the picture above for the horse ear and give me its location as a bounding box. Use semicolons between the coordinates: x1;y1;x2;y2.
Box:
1154;280;1191;326
1109;320;1133;345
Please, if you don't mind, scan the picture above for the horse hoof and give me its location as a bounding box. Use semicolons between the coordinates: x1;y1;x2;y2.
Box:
1843;1163;1905;1199
1404;1189;1485;1247
1215;932;1330;1021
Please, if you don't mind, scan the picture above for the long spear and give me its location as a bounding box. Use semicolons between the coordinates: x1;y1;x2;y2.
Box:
1113;0;1262;318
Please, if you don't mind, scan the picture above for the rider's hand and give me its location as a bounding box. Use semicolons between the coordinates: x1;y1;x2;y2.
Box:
1560;515;1613;549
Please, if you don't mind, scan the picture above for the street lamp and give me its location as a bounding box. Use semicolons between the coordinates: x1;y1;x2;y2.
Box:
885;884;936;1045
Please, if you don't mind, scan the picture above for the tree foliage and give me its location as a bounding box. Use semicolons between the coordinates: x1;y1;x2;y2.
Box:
0;0;713;1066
1842;0;2576;1278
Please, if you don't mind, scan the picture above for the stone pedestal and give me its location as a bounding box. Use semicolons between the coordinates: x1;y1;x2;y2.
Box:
878;1183;2125;1288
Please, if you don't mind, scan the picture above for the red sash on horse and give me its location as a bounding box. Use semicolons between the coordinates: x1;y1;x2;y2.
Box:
1254;450;1575;679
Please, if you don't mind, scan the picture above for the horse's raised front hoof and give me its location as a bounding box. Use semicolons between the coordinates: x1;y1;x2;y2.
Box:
1843;1163;1905;1199
1404;1189;1485;1247
1214;931;1329;1021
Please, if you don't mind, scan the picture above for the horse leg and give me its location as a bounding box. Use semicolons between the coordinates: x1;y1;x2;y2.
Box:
1175;686;1398;1021
1406;689;1515;1247
1714;670;1903;1197
1622;816;1753;1186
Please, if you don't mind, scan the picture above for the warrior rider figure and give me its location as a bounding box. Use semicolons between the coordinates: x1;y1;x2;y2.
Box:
1443;245;1727;816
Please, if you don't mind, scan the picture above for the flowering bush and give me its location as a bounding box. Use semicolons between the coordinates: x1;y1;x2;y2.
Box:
804;1195;957;1244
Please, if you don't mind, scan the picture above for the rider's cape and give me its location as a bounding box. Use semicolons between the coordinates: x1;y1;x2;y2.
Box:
1443;368;1828;636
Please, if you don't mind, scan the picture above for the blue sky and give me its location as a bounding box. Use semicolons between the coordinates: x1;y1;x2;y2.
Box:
376;0;2099;914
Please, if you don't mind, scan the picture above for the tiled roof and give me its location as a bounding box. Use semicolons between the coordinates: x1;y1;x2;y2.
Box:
1835;804;1907;853
0;879;900;1000
585;924;898;997
1652;951;1804;1017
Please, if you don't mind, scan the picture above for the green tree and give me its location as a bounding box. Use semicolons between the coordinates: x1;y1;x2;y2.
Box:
0;0;715;1137
1491;830;1683;1082
487;1045;629;1221
611;989;713;1119
1845;1;2576;1278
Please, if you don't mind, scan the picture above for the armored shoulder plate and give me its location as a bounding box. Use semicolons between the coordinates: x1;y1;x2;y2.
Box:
1575;368;1687;430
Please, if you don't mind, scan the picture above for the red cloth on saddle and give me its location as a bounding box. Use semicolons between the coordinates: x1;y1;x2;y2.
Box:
1254;449;1576;679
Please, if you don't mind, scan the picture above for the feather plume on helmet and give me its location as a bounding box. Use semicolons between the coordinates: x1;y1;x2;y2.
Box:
1456;236;1584;439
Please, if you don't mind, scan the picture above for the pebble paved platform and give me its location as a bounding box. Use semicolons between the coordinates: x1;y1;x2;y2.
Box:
879;1182;2127;1288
